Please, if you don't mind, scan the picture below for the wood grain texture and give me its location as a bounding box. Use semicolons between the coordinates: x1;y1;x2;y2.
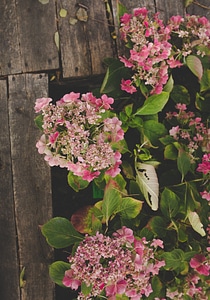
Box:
0;0;22;75
16;0;59;73
155;0;185;20
57;0;113;78
0;80;21;299
8;73;54;300
0;0;59;76
187;0;210;20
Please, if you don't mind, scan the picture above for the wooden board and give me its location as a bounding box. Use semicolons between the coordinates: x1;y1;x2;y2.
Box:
155;0;184;20
57;0;113;78
0;0;22;75
0;0;59;76
187;0;210;20
8;73;54;300
16;0;59;73
0;80;20;299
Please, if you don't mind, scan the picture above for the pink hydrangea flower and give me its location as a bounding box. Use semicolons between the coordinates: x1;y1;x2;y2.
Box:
113;226;135;243
35;92;124;182
105;279;127;297
190;254;210;276
120;13;132;24
36;134;47;154
62;270;81;290
151;238;164;249
169;125;180;138
62;92;80;103
121;79;137;94
200;190;210;201
119;9;210;96
197;153;210;175
62;228;165;299
34;97;52;112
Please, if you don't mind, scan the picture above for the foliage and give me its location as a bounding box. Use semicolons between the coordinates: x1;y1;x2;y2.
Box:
35;5;210;300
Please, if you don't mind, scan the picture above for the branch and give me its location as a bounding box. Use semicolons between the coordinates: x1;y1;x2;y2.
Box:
193;1;210;10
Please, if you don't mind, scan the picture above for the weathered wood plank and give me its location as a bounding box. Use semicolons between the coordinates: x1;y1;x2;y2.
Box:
0;80;21;299
16;0;59;73
187;0;210;19
57;0;113;78
115;0;155;13
155;0;185;20
0;0;22;75
8;73;54;300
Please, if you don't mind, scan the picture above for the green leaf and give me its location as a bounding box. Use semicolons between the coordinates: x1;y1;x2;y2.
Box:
100;59;130;97
177;148;191;181
170;85;190;105
54;31;59;51
92;181;104;199
135;92;169;115
186;55;203;81
160;188;180;219
143;120;167;146
188;211;206;237
195;91;210;113
150;216;168;237
67;171;89;192
200;69;210;93
34;114;43;131
135;162;159;211
147;276;164;300
105;173;127;191
183;0;193;7
39;0;49;4
49;261;70;287
20;267;26;288
101;180;122;225
41;217;84;248
119;197;143;219
59;8;67;18
121;161;134;180
160;135;175;146
164;144;178;160
81;282;92;296
161;249;188;273
125;104;133;117
163;75;174;93
183;251;197;261
177;224;188;242
117;1;127;20
139;227;154;240
70;205;97;234
76;7;88;22
69;17;78;25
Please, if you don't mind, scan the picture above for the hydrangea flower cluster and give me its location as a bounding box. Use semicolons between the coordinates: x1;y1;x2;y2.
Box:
166;103;209;159
166;271;209;300
62;226;165;299
34;92;124;182
197;153;210;202
166;252;210;300
119;7;210;94
197;153;210;175
166;103;210;202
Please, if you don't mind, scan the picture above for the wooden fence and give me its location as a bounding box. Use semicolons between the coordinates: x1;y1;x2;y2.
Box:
0;0;209;299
